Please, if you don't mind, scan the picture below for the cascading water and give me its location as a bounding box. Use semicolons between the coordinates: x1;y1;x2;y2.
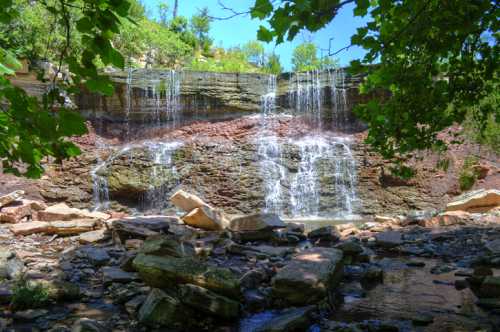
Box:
288;69;323;127
257;75;288;214
142;141;182;211
328;68;349;130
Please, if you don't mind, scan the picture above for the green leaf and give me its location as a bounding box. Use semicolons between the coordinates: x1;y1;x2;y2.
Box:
76;17;93;33
251;0;273;19
257;26;273;42
354;0;370;16
85;78;114;96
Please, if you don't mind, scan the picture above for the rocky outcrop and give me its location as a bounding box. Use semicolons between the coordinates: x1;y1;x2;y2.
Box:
446;189;500;213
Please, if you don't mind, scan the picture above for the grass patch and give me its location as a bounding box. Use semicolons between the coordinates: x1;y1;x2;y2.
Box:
10;276;50;311
458;156;481;191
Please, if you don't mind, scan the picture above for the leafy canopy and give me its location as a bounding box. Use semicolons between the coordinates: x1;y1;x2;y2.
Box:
0;0;132;178
251;0;499;166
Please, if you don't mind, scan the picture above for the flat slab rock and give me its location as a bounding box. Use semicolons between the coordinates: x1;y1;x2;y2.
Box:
0;190;24;208
229;213;285;232
375;231;403;248
111;216;174;242
37;203;109;222
9;219;97;236
272;247;343;305
446;189;500;213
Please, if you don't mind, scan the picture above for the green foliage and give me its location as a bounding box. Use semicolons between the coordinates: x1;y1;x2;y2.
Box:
11;276;50;310
187;48;262;73
253;0;499;167
190;7;212;54
1;0;132;177
264;53;282;75
242;40;265;66
458;156;480;191
292;42;338;72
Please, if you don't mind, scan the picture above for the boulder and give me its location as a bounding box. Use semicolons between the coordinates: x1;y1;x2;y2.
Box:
229;213;285;232
485;239;500;255
446;189;500;213
170;190;210;212
140;235;195;258
37;203;109;222
79;229;110;244
0;190;24;208
38;280;80;301
0;249;24;279
272;248;343;305
255;306;315;332
307;226;341;242
80;247;110;266
375;231;402;248
138;288;187;327
133;254;240;298
179;283;240;319
0;201;33;223
182;206;229;231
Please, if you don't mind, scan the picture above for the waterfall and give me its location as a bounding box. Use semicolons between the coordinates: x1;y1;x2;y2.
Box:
258;75;288;214
142;141;182;211
332;138;357;215
124;69;181;131
288;70;323;128
328;68;348;130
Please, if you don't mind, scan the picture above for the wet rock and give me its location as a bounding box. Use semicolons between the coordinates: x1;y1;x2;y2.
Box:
14;309;48;320
307;226;341;243
361;265;383;283
430;264;456;275
0;190;24;208
133;254;240;298
229;213;285;232
181;206;229;231
38;203;109;221
71;318;108;332
476;298;500;309
140;234;195;258
102;266;140;286
244;289;269;311
406;261;426;267
335;241;364;256
170;189;211;212
138;288;187;327
79;229;109;244
272;248;343;305
255;306;315;332
125;294;146;315
179;283;240;319
374;231;402;248
446;189;500;213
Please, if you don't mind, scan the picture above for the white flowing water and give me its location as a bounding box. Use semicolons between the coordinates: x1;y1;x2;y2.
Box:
328;68;348;130
142;141;182;210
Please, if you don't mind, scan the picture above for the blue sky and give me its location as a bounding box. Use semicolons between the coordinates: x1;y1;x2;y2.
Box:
141;0;368;71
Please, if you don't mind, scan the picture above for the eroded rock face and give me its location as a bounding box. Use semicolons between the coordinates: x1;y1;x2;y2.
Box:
446;189;500;213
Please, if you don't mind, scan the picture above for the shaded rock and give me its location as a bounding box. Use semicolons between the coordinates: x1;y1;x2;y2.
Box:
446;189;500;213
39;280;80;301
272;248;343;305
38;203;109;221
229;213;285;232
179;283;240;319
476;298;500;309
125;294;146;315
181;206;229;231
307;226;341;242
133;254;240;298
240;269;268;289
138;288;187;327
5;257;24;279
255;306;315;332
79;229;109;244
0;284;13;304
361;266;383;282
374;231;402;248
112;216;171;242
480;276;500;298
170;190;210;212
243;289;269;312
336;241;364;256
0;190;24;208
81;247;110;266
14;309;48;320
71;318;108;332
485;239;500;255
140;234;195;258
102;266;140;286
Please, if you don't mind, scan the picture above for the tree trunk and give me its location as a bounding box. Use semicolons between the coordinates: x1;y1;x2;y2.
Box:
173;0;178;18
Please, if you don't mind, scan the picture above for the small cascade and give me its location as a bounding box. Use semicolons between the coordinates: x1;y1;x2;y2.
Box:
331;138;357;215
91;145;133;211
142;141;182;211
124;69;181;132
328;68;349;130
288;70;324;128
258;75;288;214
